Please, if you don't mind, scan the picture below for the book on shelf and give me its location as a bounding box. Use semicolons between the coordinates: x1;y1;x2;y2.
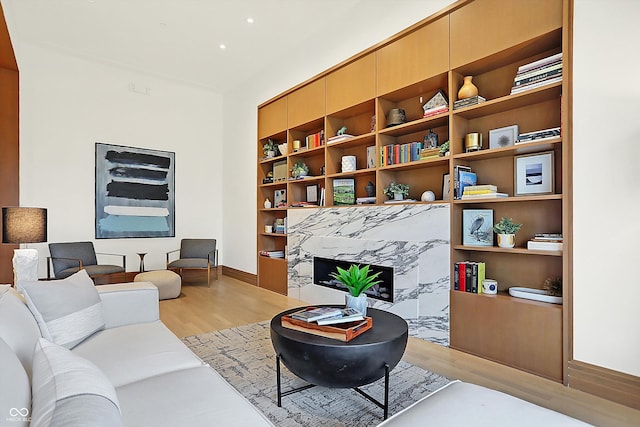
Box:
463;184;498;192
259;250;285;258
453;165;472;199
384;199;418;204
290;306;343;322
290;202;318;208
510;76;562;94
458;171;477;198
454;261;486;293
333;178;355;205
527;240;563;251
327;134;355;144
280;314;373;342
453;95;486;110
305;130;324;149
366;146;377;169
356;197;376;205
319;187;326;207
516;52;562;74
533;233;563;241
461;192;508;199
514;62;562;81
422;105;449;118
316;308;364;325
517;127;561;144
513;67;562;88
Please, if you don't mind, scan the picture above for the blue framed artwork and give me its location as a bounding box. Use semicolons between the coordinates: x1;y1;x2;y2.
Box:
95;142;175;238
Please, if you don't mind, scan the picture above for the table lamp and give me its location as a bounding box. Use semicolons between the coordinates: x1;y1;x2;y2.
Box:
2;207;47;291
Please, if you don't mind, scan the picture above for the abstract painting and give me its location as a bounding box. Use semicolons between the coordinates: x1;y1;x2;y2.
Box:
95;143;175;238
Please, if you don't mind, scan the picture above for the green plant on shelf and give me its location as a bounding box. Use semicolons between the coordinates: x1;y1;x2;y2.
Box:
493;217;522;234
383;182;410;198
263;139;279;157
291;161;309;178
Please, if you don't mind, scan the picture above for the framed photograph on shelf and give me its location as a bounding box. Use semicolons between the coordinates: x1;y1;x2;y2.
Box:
306;185;318;203
514;151;554;196
274;189;287;207
489;124;519;149
333;178;355;205
462;209;494;246
442;173;451;200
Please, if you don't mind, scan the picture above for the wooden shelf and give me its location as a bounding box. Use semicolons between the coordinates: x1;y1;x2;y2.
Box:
453;244;562;256
454;138;562;161
454;194;563;204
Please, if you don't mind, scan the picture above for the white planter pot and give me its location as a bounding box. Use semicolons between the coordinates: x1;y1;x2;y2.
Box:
393;192;404;201
345;293;368;316
341;155;357;172
497;233;515;248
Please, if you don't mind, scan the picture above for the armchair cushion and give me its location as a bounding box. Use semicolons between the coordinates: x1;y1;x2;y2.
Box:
31;338;123;427
167;258;210;269
22;270;105;349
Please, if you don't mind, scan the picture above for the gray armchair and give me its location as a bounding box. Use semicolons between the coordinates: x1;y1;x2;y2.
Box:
47;241;126;281
166;238;218;287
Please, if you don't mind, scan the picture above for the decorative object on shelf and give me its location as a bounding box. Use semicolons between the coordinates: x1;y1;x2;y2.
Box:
420;191;436;202
423;129;439;149
291;161;309;178
370;115;376;132
306;185;318;204
329;264;382;316
365;181;375;197
262;171;274;184
514;151;554;196
264;225;273;233
508;287;562;304
366;146;376;168
277;142;288;156
263;139;278;158
482;279;498;295
292;139;301;152
320;164;325;176
442;173;451;200
493;217;522;248
341;155;357;173
464;132;482;152
462;209;493;247
422;89;448;117
458;76;479;99
274;189;286;208
383;182;410;200
386;108;406;127
333;178;355;205
489;125;519;149
264;198;272;209
543;276;562;297
337;126;347;136
439;140;450;157
273;160;288;182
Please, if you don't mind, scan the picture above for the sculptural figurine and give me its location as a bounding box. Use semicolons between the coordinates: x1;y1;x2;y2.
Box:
337;126;347;136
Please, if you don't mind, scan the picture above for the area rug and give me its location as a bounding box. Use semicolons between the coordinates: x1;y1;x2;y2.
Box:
182;321;451;427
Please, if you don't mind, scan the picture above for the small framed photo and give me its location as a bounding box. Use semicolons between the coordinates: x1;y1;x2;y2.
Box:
306;185;318;203
489;124;519;149
274;189;287;207
442;173;451;200
462;209;494;246
514;151;555;196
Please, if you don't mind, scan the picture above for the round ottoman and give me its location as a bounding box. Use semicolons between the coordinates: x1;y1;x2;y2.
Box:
134;270;181;300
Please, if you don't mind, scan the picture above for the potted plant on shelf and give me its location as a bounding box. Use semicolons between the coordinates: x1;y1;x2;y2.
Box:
291;161;309;178
329;264;382;315
383;182;410;201
438;140;450;156
263;139;279;158
493;216;522;248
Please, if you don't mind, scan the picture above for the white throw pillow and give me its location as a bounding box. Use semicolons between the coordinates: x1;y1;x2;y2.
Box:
22;270;105;349
0;338;31;427
31;338;123;427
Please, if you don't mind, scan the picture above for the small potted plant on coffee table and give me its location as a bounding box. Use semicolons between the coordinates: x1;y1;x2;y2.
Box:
330;264;382;316
493;216;522;248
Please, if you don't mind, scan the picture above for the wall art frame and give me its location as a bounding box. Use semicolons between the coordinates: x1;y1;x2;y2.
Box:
514;151;555;196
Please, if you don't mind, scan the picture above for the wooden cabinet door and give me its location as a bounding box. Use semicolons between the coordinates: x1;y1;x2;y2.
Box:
258;97;287;139
258;256;288;295
376;16;449;95
450;0;562;69
287;78;325;129
326;53;375;115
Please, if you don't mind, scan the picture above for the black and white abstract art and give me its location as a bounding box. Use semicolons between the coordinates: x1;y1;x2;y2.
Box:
95;142;175;238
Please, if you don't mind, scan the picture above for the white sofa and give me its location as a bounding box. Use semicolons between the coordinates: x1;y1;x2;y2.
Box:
0;272;273;427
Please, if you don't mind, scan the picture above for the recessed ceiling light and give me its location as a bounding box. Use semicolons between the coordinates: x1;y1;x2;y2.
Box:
246;17;254;24
219;44;226;50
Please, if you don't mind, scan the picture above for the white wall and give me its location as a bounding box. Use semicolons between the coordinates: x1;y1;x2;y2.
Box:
18;44;224;274
572;0;640;377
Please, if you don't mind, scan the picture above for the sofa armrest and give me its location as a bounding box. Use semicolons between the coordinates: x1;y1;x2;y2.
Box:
97;282;159;329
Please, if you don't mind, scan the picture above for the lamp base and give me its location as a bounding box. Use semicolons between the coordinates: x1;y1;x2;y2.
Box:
13;248;39;292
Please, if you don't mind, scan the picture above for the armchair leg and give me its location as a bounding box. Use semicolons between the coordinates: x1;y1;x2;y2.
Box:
207;267;211;288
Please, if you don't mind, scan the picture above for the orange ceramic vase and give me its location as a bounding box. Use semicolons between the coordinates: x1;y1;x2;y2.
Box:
458;76;478;99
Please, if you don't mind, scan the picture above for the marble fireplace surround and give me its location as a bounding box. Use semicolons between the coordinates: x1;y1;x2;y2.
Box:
287;203;450;345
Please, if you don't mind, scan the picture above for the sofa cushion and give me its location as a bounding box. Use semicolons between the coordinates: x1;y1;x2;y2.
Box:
0;338;31;427
116;366;273;427
31;338;123;427
72;321;203;387
0;285;41;376
22;270;105;349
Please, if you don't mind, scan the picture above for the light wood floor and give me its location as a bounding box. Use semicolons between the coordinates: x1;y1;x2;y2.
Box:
160;274;640;427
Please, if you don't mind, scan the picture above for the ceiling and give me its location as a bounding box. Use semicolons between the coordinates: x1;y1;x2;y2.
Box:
1;0;451;94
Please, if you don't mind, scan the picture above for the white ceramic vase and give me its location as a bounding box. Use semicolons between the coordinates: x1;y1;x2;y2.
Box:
497;233;515;248
345;293;368;316
341;155;357;172
393;192;404;201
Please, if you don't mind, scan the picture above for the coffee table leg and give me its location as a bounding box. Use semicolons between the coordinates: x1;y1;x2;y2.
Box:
353;363;391;419
276;354;282;407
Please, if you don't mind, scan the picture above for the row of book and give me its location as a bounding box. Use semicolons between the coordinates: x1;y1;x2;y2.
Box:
511;52;562;95
453;165;472;199
527;233;563;251
380;142;425;165
454;261;486;293
305;130;324;149
461;184;508;199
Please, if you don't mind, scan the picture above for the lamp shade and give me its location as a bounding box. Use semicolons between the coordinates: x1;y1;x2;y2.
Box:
2;207;48;244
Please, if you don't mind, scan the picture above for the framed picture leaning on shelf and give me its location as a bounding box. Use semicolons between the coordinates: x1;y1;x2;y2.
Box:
514;151;554;196
442;173;451;200
489;124;518;149
462;209;494;247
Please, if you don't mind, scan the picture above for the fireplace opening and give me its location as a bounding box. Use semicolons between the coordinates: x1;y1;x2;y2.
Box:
313;256;394;302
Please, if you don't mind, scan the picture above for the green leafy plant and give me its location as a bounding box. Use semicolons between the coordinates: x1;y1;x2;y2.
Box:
439;140;450;156
291;161;309;178
543;276;562;297
383;182;410;198
493;216;522;234
329;264;382;297
263;139;279;156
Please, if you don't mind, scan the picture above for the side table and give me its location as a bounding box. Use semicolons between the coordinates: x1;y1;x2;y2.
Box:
136;253;147;273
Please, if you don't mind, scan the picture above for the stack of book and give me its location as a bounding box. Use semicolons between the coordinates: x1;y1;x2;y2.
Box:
422;104;448;118
422;89;448;117
453;165;471;199
327;134;354;144
356;197;376;205
454;261;486;293
461;184;508;199
419;147;440;160
259;250;285;258
516;126;561;144
281;307;373;342
453;95;486;110
511;52;562;95
527;233;563;251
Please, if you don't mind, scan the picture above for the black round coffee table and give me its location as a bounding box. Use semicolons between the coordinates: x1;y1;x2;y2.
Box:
270;306;408;419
